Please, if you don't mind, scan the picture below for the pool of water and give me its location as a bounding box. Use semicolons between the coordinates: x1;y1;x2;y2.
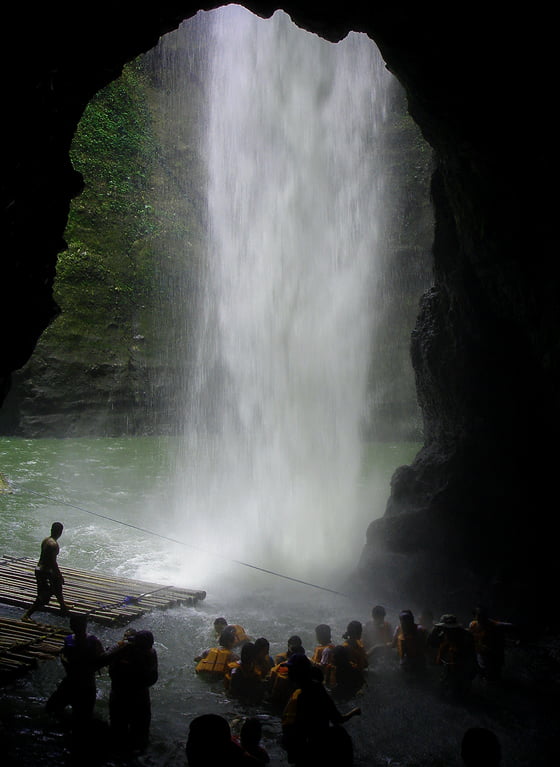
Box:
1;437;555;766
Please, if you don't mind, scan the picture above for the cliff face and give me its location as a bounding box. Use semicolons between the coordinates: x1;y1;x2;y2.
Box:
0;5;554;619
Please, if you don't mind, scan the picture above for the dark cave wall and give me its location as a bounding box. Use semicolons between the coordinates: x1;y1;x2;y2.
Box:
0;4;555;617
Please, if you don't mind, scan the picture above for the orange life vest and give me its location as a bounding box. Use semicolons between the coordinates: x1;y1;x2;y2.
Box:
311;643;334;665
343;639;368;671
195;647;236;677
230;625;250;646
395;626;426;660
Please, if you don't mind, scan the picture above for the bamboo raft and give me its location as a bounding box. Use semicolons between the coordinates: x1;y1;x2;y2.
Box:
0;555;206;627
0;617;67;682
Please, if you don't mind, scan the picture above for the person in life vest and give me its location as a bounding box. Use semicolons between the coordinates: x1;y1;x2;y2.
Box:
468;605;512;682
46;613;104;732
363;606;393;667
325;645;365;699
281;653;360;767
254;637;274;679
311;624;335;675
214;617;252;647
195;625;239;678
342;621;368;673
392;610;428;673
226;642;266;704
432;614;477;697
268;644;307;709
22;522;71;621
274;635;305;665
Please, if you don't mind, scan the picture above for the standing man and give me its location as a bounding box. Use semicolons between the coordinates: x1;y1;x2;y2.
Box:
22;521;70;621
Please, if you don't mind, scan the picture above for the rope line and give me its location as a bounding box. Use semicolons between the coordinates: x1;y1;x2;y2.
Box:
9;482;348;598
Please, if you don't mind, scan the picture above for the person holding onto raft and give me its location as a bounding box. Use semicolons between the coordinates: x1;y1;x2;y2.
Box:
22;521;71;621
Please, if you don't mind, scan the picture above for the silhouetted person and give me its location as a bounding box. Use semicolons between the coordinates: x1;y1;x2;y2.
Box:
433;614;477;697
469;605;512;682
392;609;428;674
22;522;70;621
326;645;365;699
46;614;104;733
227;642;265;703
363;605;393;667
240;717;270;764
281;653;360;766
99;628;158;752
461;727;501;766
342;620;368;672
186;714;260;766
254;636;274;678
274;634;305;665
311;624;335;671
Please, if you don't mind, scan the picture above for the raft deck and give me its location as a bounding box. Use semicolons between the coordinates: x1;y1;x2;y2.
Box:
0;555;206;627
0;617;67;682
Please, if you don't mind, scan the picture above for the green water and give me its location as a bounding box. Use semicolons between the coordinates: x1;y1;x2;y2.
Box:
0;437;550;767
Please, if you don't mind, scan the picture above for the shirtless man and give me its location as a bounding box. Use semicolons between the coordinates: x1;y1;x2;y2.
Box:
22;522;70;621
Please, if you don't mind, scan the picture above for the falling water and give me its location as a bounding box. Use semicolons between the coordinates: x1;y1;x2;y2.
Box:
161;7;394;587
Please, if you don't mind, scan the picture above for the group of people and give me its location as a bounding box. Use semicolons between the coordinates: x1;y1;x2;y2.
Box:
21;523;510;765
187;604;511;765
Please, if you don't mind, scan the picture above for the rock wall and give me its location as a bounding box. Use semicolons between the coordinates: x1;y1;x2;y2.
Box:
0;5;555;623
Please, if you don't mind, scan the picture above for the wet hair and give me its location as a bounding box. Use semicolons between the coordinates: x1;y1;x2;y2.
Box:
254;637;269;655
461;727;501;766
240;716;262;747
219;626;237;648
288;634;303;649
343;620;363;640
240;642;256;665
214;617;227;628
287;653;313;684
372;605;386;620
51;522;64;537
315;623;332;644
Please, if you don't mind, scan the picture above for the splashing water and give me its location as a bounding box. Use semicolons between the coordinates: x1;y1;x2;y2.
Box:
160;7;394;587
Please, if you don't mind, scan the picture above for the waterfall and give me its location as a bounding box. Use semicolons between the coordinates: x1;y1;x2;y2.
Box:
159;7;394;586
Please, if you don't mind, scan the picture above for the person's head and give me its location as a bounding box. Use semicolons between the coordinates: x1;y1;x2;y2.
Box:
240;642;256;667
51;522;63;539
254;637;270;658
69;613;88;636
399;610;415;631
186;714;232;765
315;623;332;645
219;626;237;649
287;652;313;686
343;620;362;641
461;727;501;766
436;614;461;633
214;617;228;635
371;605;386;623
286;635;305;657
123;628;137;642
135;630;154;650
240;717;262;748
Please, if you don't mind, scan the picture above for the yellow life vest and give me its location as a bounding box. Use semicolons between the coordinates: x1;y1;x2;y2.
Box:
281;687;302;726
195;647;235;677
230;625;250;646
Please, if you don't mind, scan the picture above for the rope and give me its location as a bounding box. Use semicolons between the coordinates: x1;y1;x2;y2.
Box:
9;482;348;598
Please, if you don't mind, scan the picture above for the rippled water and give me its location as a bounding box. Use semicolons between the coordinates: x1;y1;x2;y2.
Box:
0;437;554;766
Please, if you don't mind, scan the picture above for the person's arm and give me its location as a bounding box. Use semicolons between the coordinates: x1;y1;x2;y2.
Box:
341;707;361;722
